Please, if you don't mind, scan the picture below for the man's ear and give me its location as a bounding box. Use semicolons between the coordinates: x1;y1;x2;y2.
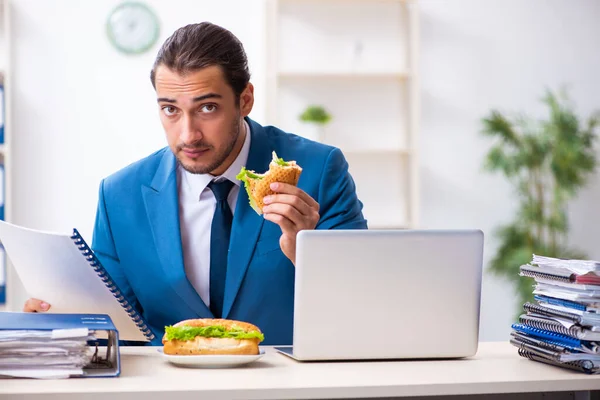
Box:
239;83;254;117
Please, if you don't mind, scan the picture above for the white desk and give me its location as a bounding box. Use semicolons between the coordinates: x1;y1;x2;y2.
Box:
1;342;599;400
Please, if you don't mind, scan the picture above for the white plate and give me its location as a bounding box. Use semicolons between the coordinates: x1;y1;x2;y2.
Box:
158;348;265;368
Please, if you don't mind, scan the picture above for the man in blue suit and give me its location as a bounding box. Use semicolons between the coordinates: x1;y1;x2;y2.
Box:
24;22;367;345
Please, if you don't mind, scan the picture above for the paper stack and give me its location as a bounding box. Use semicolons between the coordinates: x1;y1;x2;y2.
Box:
0;312;121;379
510;255;600;374
0;326;96;379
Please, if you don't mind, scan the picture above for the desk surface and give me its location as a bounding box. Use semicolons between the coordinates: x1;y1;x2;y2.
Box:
1;342;599;400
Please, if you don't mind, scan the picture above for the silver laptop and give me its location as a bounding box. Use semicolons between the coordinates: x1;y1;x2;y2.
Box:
276;229;484;361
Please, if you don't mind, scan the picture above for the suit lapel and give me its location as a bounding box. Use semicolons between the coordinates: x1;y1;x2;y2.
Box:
142;150;213;318
223;119;272;318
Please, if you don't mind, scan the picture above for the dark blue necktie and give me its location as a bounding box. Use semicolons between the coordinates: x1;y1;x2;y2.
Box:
208;179;234;318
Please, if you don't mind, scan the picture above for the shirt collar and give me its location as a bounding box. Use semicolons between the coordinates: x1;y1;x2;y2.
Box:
178;120;252;198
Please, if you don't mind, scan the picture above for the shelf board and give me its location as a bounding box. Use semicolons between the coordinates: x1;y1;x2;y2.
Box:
278;0;410;3
342;148;412;156
368;223;412;230
277;71;411;80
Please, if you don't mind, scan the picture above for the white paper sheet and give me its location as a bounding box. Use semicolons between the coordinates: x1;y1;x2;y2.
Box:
0;220;148;341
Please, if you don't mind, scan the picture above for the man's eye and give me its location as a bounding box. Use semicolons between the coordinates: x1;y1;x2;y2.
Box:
162;106;177;116
200;104;217;113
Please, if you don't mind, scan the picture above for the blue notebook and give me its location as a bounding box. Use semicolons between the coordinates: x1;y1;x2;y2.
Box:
534;295;591;312
0;312;121;378
0;245;5;305
512;323;584;348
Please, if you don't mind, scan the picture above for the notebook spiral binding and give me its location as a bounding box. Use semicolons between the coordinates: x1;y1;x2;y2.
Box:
523;302;579;323
70;229;155;341
511;338;561;360
512;323;582;348
517;348;596;374
520;268;573;283
511;331;574;352
519;315;580;338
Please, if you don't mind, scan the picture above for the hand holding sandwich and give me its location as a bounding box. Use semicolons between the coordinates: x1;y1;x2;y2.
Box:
262;182;319;264
237;152;319;265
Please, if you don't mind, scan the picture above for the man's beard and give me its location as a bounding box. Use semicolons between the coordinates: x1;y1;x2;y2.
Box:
177;115;241;175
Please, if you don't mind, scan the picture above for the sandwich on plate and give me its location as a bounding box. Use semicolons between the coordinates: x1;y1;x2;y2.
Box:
162;318;265;355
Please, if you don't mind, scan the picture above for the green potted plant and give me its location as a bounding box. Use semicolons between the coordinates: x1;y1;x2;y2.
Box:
481;88;600;311
299;105;332;142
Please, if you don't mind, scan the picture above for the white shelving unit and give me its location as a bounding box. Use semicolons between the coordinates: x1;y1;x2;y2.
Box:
277;71;411;80
0;0;11;311
265;0;419;229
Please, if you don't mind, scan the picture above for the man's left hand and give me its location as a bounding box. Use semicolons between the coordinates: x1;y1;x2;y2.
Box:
262;182;320;265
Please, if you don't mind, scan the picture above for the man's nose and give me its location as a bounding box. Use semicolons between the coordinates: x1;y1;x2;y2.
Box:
180;115;202;144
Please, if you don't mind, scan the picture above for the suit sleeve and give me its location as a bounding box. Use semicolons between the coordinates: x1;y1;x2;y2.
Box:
315;147;369;230
91;179;147;344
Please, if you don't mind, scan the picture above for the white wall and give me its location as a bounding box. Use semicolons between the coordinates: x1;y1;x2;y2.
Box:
7;0;600;342
419;0;600;340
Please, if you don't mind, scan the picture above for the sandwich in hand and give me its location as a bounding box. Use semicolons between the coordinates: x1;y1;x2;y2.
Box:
162;318;264;355
236;151;302;215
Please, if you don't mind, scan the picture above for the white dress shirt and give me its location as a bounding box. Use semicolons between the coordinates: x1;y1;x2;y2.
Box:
177;121;251;307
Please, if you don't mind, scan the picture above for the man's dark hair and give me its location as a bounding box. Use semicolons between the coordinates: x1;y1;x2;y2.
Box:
150;22;250;99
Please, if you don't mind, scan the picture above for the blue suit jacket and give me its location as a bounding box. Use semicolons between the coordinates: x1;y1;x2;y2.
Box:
91;118;368;345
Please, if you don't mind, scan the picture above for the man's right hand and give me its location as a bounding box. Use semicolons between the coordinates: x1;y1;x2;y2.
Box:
23;298;51;312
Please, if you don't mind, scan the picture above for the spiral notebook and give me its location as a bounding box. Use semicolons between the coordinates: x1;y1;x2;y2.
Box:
510;330;582;354
516;348;598;374
534;295;598;313
523;302;600;327
518;314;600;341
520;264;600;286
511;338;589;363
0;220;154;342
511;323;585;348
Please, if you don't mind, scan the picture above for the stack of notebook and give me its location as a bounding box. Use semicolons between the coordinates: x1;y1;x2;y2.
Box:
510;255;600;374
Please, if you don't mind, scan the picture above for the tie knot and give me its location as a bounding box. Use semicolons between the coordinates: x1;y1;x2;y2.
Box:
208;179;234;202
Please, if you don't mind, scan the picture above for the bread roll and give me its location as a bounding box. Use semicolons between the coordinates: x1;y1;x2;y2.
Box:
237;151;303;215
163;336;260;355
162;318;263;356
248;160;302;214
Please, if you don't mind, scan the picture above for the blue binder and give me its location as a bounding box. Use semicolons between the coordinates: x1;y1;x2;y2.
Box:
0;163;4;221
0;165;4;304
0;245;5;305
0;82;4;145
0;312;121;377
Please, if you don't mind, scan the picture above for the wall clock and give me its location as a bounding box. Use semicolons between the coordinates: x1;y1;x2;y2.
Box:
106;2;160;55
